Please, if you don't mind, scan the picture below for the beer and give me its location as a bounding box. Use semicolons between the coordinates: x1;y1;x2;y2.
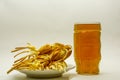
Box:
74;23;101;75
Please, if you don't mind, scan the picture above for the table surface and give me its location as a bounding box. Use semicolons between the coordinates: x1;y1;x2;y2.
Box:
1;68;120;80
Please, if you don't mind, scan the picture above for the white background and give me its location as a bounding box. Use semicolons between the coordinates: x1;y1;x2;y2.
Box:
0;0;120;80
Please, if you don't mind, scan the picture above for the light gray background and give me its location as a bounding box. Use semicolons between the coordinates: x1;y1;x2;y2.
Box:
0;0;120;80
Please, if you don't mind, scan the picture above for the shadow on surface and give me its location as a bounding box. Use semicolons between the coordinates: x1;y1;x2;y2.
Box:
9;73;77;80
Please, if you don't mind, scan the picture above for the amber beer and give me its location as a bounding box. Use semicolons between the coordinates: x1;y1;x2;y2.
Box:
74;23;101;75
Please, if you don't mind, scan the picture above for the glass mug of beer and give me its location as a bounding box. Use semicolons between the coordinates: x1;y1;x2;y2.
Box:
74;23;101;75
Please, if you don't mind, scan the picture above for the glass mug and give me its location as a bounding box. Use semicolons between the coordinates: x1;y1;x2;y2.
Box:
74;23;101;75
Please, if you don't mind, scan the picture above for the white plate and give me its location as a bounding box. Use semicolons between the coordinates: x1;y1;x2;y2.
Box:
17;64;75;78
